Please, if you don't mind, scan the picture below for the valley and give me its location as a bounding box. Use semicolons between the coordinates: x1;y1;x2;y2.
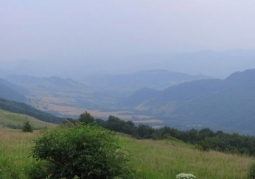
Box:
2;1;255;178
4;70;206;126
2;68;255;135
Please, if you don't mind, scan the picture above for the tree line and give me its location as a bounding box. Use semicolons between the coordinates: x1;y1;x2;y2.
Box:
64;112;255;156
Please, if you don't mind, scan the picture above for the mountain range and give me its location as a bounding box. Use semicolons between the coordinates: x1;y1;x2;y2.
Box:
3;70;209;112
122;69;255;134
83;69;210;92
2;68;255;135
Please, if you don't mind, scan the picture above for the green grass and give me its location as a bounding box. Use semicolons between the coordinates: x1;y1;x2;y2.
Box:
0;109;57;178
0;109;252;178
0;127;253;179
0;109;56;129
119;137;253;179
0;128;39;178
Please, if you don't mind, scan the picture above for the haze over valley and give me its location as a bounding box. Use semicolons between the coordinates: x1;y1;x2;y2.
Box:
2;1;255;135
0;67;255;135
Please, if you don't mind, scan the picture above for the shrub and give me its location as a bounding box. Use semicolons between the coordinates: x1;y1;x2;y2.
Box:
194;140;210;151
26;160;53;179
31;124;133;179
247;162;255;179
22;121;33;132
79;111;95;124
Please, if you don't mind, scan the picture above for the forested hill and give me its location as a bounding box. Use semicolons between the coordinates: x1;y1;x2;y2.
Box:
0;98;63;123
122;69;255;135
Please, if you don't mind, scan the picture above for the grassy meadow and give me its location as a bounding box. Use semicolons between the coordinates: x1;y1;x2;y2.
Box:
120;137;253;179
0;128;39;178
0;126;253;179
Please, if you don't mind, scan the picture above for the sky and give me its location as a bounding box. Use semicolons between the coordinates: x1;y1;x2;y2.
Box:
1;1;255;78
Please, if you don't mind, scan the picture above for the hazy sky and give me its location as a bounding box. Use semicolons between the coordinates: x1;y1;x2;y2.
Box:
1;1;255;78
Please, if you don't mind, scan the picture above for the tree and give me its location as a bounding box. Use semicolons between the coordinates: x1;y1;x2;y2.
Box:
30;124;133;179
136;124;155;139
22;121;33;132
105;115;136;135
79;111;95;124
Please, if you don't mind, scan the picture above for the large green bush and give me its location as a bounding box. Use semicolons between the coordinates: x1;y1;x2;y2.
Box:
30;124;133;179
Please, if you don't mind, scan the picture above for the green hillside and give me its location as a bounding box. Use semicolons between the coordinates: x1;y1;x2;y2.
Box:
0;109;56;129
0;98;63;123
121;136;252;179
0;127;252;178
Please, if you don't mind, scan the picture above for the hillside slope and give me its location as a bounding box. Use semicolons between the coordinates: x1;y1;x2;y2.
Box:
0;109;56;129
0;98;63;123
123;69;255;134
6;75;98;110
0;127;251;179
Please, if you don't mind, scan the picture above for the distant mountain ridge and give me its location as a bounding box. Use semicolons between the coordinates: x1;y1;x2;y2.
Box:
5;71;210;115
6;75;93;101
7;75;88;90
3;49;255;79
6;69;255;135
122;69;255;135
83;69;211;92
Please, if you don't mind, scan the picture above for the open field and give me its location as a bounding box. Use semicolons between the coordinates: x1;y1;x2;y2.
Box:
0;127;253;178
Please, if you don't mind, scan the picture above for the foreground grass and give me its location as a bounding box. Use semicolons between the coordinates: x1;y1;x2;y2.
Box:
0;128;41;178
0;128;253;178
119;137;253;179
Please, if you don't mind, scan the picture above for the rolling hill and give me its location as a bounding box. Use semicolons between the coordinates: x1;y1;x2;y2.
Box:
122;69;255;135
0;108;56;129
0;98;63;124
0;78;63;124
6;75;98;112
